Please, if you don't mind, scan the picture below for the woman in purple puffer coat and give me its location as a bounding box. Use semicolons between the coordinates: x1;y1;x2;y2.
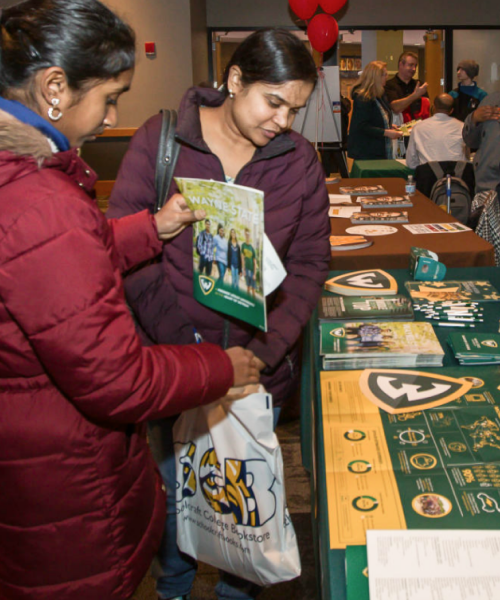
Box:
107;29;330;600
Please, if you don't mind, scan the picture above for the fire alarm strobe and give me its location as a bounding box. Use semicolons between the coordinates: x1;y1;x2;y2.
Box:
145;42;156;56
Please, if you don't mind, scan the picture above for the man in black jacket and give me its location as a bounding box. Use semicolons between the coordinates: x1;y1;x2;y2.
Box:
385;52;429;120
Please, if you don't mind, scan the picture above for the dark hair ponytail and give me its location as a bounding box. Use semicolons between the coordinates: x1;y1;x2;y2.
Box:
223;28;317;94
0;0;135;96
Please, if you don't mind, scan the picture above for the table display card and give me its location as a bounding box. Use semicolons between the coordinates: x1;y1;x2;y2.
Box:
329;206;361;219
403;222;472;234
366;530;500;600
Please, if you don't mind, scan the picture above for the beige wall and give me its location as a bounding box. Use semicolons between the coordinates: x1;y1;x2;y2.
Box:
453;30;500;94
191;0;210;86
102;0;194;126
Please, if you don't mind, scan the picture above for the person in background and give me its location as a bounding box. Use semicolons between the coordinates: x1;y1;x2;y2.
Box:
213;223;228;281
0;2;259;600
385;51;430;121
227;228;243;289
242;228;257;297
463;93;500;197
449;60;487;122
405;93;468;169
347;61;403;160
107;27;330;600
197;218;214;275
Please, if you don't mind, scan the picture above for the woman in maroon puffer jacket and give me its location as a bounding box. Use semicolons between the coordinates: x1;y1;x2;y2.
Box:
0;2;259;600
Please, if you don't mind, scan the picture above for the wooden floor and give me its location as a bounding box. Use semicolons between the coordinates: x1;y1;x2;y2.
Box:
132;418;317;600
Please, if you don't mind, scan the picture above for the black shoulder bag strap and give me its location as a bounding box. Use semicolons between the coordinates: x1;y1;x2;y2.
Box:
154;109;180;213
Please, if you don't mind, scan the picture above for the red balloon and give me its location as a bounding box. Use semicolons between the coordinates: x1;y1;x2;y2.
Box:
318;0;346;14
307;14;339;53
288;0;318;21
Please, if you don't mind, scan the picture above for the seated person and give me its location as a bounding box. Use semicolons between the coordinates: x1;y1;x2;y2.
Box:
449;60;487;122
406;93;468;169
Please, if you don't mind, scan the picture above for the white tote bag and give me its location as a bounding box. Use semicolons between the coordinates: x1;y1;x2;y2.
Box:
173;385;301;586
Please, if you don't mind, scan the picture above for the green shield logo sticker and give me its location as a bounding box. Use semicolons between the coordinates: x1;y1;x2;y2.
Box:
359;369;472;414
325;269;397;296
199;275;215;296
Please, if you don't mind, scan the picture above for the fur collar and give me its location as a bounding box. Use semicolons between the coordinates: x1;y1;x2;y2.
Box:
0;108;53;164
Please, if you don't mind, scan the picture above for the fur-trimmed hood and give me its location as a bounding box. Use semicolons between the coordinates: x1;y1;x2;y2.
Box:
0;108;53;163
0;109;97;192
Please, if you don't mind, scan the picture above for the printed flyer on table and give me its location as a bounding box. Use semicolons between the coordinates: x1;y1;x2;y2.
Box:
320;366;500;549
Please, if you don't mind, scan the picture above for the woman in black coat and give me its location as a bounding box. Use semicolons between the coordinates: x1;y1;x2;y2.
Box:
347;61;403;160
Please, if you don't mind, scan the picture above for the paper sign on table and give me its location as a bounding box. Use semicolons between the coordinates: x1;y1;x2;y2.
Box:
329;193;352;204
403;222;472;234
329;206;361;218
367;529;500;600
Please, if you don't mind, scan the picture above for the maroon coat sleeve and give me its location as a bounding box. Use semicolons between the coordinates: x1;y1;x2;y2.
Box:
0;186;233;424
107;210;163;272
247;141;330;369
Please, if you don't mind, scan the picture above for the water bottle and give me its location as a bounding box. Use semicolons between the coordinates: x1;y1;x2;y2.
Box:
405;174;416;196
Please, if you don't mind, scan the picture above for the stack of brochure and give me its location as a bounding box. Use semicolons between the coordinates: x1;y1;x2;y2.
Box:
329;235;373;251
405;280;500;303
319;321;444;370
339;184;388;195
358;195;413;208
448;332;500;365
318;295;414;322
350;211;409;224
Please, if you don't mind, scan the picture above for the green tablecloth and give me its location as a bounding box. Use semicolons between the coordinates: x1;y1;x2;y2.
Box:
350;159;414;179
300;266;500;600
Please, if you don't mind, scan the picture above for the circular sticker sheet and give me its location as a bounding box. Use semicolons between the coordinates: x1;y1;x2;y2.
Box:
346;225;398;236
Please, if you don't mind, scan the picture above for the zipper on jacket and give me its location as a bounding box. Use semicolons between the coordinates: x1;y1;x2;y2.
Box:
222;319;230;350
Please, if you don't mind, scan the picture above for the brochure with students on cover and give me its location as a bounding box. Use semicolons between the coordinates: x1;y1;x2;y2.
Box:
176;177;267;331
350;211;409;224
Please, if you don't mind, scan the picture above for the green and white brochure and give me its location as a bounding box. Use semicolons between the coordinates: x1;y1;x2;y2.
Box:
176;177;267;331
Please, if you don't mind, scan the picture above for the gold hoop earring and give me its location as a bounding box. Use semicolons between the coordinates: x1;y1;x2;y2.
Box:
48;98;63;121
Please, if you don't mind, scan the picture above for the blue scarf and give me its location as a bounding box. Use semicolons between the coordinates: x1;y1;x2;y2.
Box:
0;96;70;151
375;98;394;159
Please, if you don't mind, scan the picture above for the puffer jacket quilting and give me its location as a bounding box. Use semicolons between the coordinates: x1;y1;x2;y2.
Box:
0;111;233;600
107;87;331;405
